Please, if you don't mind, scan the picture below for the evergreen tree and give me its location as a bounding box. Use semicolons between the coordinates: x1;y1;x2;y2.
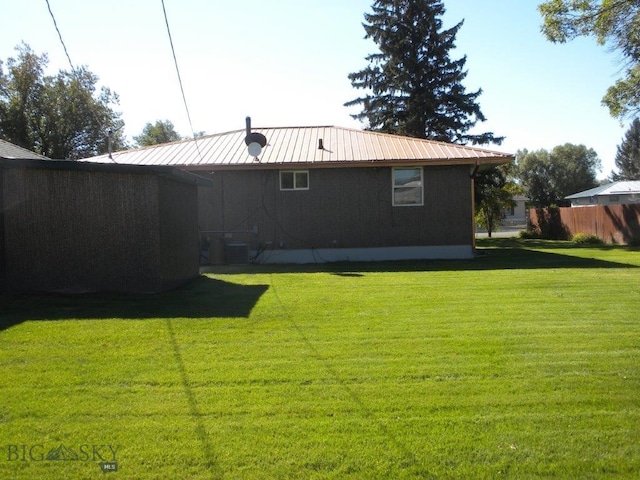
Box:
345;0;502;145
611;118;640;181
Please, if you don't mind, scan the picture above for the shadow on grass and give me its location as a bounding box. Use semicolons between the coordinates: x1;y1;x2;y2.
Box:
0;276;269;331
2;239;637;331
206;238;639;275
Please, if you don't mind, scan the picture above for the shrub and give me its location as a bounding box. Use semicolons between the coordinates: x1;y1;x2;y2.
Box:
518;229;542;239
627;237;640;248
572;233;605;245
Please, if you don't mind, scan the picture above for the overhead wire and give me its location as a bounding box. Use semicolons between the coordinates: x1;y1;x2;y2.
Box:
44;0;119;161
45;0;204;162
160;0;204;162
45;0;75;72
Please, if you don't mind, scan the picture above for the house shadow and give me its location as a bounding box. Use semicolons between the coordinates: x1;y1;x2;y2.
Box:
206;239;639;275
3;241;637;331
0;276;269;331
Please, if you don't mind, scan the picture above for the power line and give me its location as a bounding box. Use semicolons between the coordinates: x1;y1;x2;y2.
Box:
45;0;117;161
45;0;75;72
160;0;203;160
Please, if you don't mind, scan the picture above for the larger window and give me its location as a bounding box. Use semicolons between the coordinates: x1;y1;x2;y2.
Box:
280;170;309;191
392;167;423;206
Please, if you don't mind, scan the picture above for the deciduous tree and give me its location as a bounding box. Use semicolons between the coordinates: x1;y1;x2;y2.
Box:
0;43;125;159
539;0;640;119
345;0;502;145
516;144;601;207
134;120;182;147
474;165;520;237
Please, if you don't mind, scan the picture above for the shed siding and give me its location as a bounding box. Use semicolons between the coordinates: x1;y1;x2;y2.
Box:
159;176;200;290
0;167;5;289
2;167;162;292
198;165;472;251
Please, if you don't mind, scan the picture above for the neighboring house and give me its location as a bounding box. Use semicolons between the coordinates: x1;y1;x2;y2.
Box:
1;150;210;293
565;181;640;207
85;126;513;263
0;138;50;160
502;194;528;226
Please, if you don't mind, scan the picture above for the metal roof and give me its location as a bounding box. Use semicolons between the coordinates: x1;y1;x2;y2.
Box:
0;139;50;160
83;126;513;170
566;181;640;199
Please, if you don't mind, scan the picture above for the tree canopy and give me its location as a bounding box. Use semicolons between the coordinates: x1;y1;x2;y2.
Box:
345;0;502;145
516;143;601;207
539;0;640;119
474;165;520;237
134;120;182;147
0;43;125;159
611;117;640;181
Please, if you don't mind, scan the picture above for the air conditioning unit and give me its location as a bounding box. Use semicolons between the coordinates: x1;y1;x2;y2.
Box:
225;243;249;264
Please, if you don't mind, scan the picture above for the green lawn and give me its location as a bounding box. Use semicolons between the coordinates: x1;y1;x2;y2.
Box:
1;239;639;479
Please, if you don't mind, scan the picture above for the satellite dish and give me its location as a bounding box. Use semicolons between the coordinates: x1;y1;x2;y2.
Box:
247;142;262;157
245;116;267;157
245;132;267;148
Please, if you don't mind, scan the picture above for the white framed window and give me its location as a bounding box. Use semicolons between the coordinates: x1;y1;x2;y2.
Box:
280;170;309;191
392;167;423;206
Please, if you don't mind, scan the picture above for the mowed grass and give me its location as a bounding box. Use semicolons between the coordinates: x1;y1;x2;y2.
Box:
1;239;639;479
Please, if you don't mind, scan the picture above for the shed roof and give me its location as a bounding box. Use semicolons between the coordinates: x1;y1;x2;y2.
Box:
83;126;513;170
0;158;213;187
565;181;640;199
0;139;50;160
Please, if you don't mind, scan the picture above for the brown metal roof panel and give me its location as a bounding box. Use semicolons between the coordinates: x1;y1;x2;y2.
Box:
291;127;308;162
376;133;394;161
358;130;373;160
371;133;387;161
260;128;281;164
340;128;353;161
80;125;513;168
282;128;301;164
218;132;243;165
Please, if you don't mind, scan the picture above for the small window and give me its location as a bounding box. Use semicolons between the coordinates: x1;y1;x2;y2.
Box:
609;195;619;203
280;170;309;191
392;167;423;206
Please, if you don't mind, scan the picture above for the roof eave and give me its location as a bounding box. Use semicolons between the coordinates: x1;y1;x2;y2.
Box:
183;156;514;171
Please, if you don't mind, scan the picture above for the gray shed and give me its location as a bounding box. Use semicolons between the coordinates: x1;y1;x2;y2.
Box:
0;158;211;293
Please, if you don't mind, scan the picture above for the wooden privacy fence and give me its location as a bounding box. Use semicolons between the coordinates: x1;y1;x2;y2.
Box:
529;204;640;244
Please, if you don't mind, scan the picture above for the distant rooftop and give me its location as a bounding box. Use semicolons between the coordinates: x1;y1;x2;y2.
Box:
0;139;49;160
566;181;640;199
83;126;513;170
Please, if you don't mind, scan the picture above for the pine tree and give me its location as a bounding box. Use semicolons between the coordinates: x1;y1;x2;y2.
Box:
345;0;502;145
611;118;640;181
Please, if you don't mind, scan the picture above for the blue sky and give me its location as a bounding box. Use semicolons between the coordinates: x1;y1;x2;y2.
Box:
0;0;630;178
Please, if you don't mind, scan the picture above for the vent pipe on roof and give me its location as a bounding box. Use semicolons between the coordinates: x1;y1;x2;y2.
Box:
318;139;324;150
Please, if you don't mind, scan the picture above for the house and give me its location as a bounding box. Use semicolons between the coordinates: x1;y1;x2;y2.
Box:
0;153;210;293
502;194;528;226
565;181;640;207
84;125;514;264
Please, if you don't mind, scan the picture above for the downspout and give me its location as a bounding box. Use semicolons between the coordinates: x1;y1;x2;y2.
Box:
470;162;479;254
